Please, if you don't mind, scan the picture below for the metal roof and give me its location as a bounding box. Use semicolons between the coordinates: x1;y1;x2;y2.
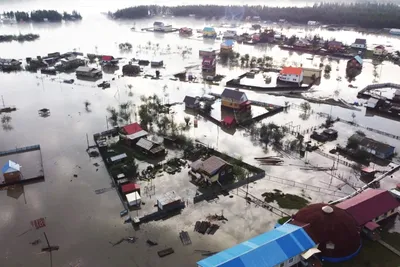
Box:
221;88;246;101
354;55;363;65
200;156;228;176
197;223;316;267
2;160;21;174
157;191;181;206
109;153;127;162
336;189;400;226
126;130;148;140
350;134;395;154
136;138;154;151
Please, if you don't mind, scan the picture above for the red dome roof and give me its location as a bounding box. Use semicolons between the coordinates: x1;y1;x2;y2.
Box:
291;203;361;259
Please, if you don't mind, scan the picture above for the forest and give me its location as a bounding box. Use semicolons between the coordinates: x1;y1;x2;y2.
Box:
2;10;82;22
112;3;400;29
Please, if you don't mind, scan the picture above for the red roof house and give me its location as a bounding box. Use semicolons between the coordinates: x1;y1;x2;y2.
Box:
102;55;114;61
122;123;143;135
336;189;400;226
222;116;236;128
121;182;140;194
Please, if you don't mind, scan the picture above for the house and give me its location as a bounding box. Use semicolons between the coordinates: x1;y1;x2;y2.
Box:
76;66;102;79
153;21;172;32
157;191;184;211
222;30;237;39
56;56;85;70
150;60;163;67
347;56;363;70
393;89;400;103
199;48;218;57
294;39;311;48
101;55;118;66
121;182;140;195
327;41;344;52
373;45;387;56
2;160;22;184
307;20;319;26
197;223;318;267
221;88;251;110
190;155;233;184
220;40;234;54
349;133;395;159
0;58;21;71
351;38;367;49
202;57;216;73
278;66;304;84
203;27;217;38
183;96;200;109
122;63;140;76
120;122;148;145
136;138;166;157
336;189;400;239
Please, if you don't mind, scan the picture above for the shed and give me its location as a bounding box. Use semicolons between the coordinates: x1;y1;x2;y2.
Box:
122;182;141;195
157;191;182;211
183;96;200;109
151;60;163;67
197;223;317;267
336;189;400;226
126;191;141;206
109;153;127;164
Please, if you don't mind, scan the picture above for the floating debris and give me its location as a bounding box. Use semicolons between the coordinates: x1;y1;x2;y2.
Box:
120;209;128;217
195;221;219;235
110;237;137;247
206;213;228;222
38;108;50;118
147;239;158;246
158;247;174;257
94;186;114;195
30;239;41;246
179;231;192;246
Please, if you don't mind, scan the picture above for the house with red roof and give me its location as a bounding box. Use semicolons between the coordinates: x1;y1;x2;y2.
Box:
373;45;387;56
120;122;148;145
278;66;304;84
336;188;400;239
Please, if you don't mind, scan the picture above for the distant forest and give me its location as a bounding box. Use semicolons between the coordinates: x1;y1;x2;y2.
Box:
112;3;400;29
2;10;82;22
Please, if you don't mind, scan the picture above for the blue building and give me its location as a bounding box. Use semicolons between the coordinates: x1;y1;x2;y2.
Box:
197;223;318;267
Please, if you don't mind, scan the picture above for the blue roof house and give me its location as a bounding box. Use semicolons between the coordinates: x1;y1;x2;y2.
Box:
197;223;318;267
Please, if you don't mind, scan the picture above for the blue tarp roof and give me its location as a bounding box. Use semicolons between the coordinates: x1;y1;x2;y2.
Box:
354;55;363;65
222;40;235;47
197;223;315;267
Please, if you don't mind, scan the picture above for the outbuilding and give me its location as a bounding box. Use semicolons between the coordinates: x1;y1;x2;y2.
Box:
2;160;22;184
126;191;141;207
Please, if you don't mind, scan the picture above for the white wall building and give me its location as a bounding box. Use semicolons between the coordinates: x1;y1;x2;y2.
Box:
278;67;304;84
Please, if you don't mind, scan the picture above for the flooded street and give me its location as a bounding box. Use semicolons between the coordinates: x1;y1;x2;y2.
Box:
1;1;400;266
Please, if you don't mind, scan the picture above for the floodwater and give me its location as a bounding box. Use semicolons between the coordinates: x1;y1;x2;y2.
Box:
1;1;400;266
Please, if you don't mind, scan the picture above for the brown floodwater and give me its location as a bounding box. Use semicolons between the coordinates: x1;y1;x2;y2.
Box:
1;2;400;266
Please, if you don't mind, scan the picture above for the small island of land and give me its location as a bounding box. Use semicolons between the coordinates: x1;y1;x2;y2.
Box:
111;3;400;29
2;10;82;22
0;33;40;43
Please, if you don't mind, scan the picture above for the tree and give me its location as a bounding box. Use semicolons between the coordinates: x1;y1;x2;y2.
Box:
324;64;332;73
184;116;190;126
287;35;297;46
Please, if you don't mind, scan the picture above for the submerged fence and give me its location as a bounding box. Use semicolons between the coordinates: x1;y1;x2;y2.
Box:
0;144;40;157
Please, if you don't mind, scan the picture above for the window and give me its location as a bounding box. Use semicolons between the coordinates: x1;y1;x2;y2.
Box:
326;242;335;250
280;263;284;267
288;258;294;263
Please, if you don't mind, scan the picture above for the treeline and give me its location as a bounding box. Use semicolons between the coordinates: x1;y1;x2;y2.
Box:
112;3;400;29
0;33;39;43
2;10;82;22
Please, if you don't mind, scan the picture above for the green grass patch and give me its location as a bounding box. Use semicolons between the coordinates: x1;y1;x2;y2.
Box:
278;216;291;225
262;191;310;210
323;237;400;267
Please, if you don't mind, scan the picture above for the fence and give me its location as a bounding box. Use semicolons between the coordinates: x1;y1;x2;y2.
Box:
0;144;40;156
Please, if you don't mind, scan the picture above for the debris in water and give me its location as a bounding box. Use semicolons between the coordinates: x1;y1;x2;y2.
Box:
206;213;228;222
30;239;41;246
93;163;100;167
179;231;192;246
158;247;174;257
147;239;158;246
73;174;78;178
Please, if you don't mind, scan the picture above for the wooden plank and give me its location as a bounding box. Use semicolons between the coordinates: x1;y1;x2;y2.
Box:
158;247;174;257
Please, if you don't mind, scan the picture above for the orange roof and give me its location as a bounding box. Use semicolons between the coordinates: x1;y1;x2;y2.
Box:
280;66;303;75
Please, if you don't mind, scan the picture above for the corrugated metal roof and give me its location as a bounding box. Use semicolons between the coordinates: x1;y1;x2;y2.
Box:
221;88;246;101
2;160;21;174
336;189;400;226
136;138;154;151
197;224;315;267
126;130;148;140
109;153;127;162
123;122;143;135
157;191;181;206
200;156;227;175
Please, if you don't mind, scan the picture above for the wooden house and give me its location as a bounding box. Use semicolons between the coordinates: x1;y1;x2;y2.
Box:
221;88;251;110
190;156;233;184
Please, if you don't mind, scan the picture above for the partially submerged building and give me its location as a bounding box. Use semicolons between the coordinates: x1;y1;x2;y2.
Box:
76;66;102;79
136;138;165;157
2;160;22;184
0;58;21;71
221;88;251;110
203;27;217;38
202;57;216;73
153;21;172;32
291;203;361;262
183;96;200;109
199;48;218;57
278;67;304;84
190;155;233;184
157;191;184;211
336;189;400;240
348;133;395;159
120;122;148;145
347;56;363;70
122;63;140;76
220;40;234;54
56;56;85;71
197;223;318;267
351;38;367;50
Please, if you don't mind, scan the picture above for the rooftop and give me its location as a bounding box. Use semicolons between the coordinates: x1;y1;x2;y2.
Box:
109;153;127;162
2;160;21;174
197;223;316;267
354;38;367;45
122;122;143;135
157;191;181;206
136;138;154;151
126;130;148;141
199;156;228;176
335;189;400;226
280;66;303;75
221;88;246;101
349;134;395;154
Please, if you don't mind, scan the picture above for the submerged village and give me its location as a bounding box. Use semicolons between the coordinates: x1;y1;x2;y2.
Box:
2;3;400;267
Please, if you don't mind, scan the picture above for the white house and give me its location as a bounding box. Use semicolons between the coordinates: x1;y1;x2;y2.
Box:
351;38;367;49
373;45;387;56
153;21;172;32
278;66;304;84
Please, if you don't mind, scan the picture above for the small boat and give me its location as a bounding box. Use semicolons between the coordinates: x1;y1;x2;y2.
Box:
120;209;128;217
